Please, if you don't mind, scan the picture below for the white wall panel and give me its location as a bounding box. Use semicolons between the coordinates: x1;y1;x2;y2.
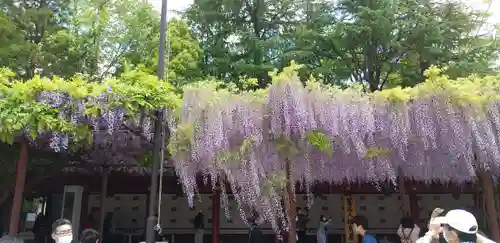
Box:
85;193;478;230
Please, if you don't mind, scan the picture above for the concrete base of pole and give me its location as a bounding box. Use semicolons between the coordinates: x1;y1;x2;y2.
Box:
145;216;158;243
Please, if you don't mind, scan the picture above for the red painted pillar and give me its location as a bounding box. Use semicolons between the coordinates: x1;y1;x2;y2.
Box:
9;140;29;235
481;171;500;243
212;188;221;243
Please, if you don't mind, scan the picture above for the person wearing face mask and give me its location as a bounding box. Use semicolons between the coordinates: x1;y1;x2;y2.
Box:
51;219;74;243
316;215;331;243
416;209;494;243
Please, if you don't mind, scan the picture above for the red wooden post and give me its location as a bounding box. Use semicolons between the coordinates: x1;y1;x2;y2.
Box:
8;140;29;235
212;187;221;243
481;171;500;243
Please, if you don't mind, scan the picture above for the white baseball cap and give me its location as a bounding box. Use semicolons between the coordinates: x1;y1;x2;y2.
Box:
433;209;478;234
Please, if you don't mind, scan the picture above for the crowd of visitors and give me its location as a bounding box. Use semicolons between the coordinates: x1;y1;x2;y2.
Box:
0;206;495;243
0;218;99;243
291;207;495;243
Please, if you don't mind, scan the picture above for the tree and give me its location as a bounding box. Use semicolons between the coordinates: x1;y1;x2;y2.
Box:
287;0;500;90
0;0;203;83
118;18;204;87
186;0;500;90
185;0;305;87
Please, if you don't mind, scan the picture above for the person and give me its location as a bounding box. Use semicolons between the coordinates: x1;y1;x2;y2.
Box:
33;213;48;243
51;219;73;243
0;236;24;243
248;216;262;243
80;228;100;243
416;209;495;243
398;216;420;243
103;212;114;243
86;208;100;229
194;210;204;243
296;208;309;243
351;215;378;243
316;215;331;243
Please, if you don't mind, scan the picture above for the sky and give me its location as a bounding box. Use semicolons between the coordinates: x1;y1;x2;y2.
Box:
149;0;194;19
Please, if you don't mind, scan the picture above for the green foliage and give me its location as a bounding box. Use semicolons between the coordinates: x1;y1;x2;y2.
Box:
108;68;180;112
215;138;254;167
273;136;301;159
186;0;500;90
364;147;391;159
262;170;287;196
0;0;203;84
168;123;193;157
0;67;179;145
0;70;98;143
306;131;333;156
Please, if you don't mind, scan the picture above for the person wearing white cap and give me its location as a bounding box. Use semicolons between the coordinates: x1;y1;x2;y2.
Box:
416;209;495;243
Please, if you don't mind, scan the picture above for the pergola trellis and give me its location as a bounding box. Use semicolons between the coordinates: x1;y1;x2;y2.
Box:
169;65;500;243
0;68;177;239
3;64;500;243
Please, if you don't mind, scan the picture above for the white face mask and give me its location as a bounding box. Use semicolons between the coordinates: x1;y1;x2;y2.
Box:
443;230;450;242
57;235;73;243
443;228;456;243
351;224;358;233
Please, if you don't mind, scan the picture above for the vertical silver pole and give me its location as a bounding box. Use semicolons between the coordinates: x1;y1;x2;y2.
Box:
146;0;167;242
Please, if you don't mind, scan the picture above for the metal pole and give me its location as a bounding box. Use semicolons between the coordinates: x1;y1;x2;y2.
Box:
146;0;167;242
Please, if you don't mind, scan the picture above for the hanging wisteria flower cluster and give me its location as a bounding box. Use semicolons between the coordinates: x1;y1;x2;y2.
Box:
170;64;500;233
0;68;178;159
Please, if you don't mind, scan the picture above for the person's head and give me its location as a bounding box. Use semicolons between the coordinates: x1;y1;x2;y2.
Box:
351;215;369;236
436;209;478;243
51;219;73;243
0;236;24;243
248;212;262;225
400;216;415;229
90;207;100;219
319;215;327;222
80;228;100;243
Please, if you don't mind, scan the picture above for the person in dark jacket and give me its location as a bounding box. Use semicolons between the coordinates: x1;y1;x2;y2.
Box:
33;213;48;243
248;216;262;243
80;228;100;243
86;208;100;230
296;208;309;243
194;210;204;243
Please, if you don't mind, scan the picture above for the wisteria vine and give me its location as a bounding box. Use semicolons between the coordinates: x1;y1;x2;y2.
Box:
169;64;500;233
0;68;178;165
